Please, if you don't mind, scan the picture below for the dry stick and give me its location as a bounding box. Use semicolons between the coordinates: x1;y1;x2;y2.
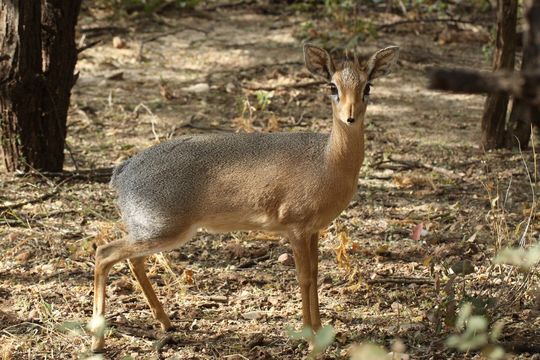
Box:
201;0;256;12
0;167;74;211
491;137;537;313
209;60;303;78
367;277;434;285
377;17;478;31
19;167;113;180
488;137;537;317
80;26;129;34
137;25;208;62
243;80;325;91
115;324;161;341
395;0;408;17
15;168;113;181
0;188;60;212
134;103;161;142
64;141;80;172
77;39;102;54
388;155;462;179
499;340;540;355
516;136;535;247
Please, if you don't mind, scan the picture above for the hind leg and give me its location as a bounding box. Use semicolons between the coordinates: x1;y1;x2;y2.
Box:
91;238;130;352
128;256;172;331
91;233;191;352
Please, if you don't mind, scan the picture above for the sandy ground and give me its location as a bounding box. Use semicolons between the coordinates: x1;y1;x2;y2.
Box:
1;2;539;359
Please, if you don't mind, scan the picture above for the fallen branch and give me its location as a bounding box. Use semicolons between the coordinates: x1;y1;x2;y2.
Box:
142;24;209;43
388;155;462;179
16;168;114;182
243;80;325;91
201;0;256;12
115;324;160;340
367;277;434;285
237;254;271;269
79;26;129;37
499;340;540;354
373;156;462;179
137;25;208;62
378;17;479;31
77;39;102;54
0;188;60;212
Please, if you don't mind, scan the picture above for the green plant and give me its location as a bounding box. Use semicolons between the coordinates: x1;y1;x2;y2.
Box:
495;244;540;271
254;90;273;111
446;303;506;359
349;343;387;360
288;325;335;359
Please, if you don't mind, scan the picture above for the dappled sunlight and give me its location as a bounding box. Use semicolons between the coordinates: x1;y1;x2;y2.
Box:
2;1;538;359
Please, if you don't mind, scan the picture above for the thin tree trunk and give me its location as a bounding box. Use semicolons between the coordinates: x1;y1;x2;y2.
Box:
480;0;517;150
506;0;540;149
0;1;44;171
0;0;81;172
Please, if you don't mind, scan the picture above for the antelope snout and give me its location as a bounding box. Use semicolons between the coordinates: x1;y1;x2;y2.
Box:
339;103;359;125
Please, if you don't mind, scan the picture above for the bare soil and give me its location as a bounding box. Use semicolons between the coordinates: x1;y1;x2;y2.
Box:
1;2;539;359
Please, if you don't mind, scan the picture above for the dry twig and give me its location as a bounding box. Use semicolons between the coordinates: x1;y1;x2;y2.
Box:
367;277;434;285
243;80;325;91
378;17;479;31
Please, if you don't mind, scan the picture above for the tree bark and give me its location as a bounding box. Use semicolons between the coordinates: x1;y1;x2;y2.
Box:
506;0;540;149
0;0;81;172
480;0;517;150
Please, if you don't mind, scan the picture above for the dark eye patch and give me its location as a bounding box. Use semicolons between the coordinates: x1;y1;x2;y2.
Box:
363;82;372;98
328;83;338;96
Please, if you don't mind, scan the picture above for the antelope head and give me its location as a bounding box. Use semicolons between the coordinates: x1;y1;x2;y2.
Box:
304;44;400;127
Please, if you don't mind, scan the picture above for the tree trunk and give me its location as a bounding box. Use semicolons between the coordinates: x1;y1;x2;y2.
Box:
480;0;517;150
0;0;81;172
506;0;540;149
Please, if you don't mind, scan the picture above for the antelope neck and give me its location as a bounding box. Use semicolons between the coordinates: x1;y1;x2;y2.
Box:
325;116;365;177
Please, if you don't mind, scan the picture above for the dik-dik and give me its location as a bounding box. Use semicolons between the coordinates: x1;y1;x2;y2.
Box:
91;44;399;352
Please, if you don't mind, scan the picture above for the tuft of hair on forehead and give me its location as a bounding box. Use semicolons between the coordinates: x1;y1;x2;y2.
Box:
330;48;371;72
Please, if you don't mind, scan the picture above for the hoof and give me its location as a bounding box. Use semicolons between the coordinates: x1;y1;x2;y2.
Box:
91;337;105;353
160;319;173;332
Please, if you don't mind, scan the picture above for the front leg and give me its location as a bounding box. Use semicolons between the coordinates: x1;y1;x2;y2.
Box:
308;232;321;331
290;232;315;330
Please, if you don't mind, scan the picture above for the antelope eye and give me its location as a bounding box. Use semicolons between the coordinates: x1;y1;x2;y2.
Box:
329;83;338;96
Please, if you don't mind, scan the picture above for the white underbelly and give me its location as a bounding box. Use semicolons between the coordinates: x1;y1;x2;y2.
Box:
199;212;287;234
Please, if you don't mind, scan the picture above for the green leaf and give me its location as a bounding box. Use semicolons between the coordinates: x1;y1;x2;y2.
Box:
495;244;540;270
310;325;335;356
287;325;313;340
350;343;387;360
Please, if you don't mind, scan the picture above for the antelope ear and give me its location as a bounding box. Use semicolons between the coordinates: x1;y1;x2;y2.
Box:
303;44;335;80
367;46;400;80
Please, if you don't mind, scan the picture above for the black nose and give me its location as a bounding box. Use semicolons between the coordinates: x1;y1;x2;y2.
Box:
346;117;355;123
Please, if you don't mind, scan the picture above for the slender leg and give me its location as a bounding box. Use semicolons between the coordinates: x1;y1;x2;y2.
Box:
291;233;313;330
128;257;172;331
91;234;183;353
308;232;321;331
92;239;131;352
